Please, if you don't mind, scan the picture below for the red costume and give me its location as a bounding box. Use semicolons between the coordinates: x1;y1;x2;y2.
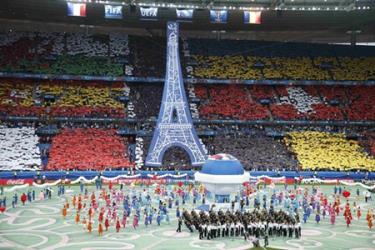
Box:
105;218;110;231
357;208;362;220
98;211;104;223
116;220;121;233
21;193;27;205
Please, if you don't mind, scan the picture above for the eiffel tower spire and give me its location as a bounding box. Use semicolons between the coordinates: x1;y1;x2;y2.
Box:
146;22;206;167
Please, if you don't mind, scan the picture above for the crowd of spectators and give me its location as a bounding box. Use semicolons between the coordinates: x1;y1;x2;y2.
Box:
194;84;375;121
285;131;375;171
0;126;41;170
0;32;129;76
187;39;375;81
0;79;127;118
2;31;374;81
47;128;132;171
128;83;162;119
209;134;298;171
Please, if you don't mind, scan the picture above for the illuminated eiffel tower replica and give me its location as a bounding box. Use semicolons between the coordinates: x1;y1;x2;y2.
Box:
146;22;206;167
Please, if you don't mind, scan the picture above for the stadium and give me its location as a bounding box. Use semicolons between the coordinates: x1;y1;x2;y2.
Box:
0;0;374;249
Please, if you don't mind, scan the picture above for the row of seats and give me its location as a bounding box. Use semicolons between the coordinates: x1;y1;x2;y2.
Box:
285;131;375;171
0;79;126;118
47;128;132;170
190;55;375;81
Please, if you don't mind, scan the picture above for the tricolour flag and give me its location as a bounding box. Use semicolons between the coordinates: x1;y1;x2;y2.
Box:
67;2;86;17
243;11;261;24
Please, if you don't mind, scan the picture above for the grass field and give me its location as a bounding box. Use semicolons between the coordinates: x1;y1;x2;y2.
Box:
0;184;374;250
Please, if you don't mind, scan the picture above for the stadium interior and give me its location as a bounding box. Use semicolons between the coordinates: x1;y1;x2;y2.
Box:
0;0;373;173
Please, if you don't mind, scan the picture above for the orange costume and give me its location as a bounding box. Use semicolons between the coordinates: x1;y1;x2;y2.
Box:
62;206;67;219
72;195;77;208
98;223;104;236
75;213;80;224
367;210;373;230
87;221;92;233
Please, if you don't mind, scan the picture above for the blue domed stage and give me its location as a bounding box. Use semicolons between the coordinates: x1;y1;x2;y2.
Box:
195;154;250;206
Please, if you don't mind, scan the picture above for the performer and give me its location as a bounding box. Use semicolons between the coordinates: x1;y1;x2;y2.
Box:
87;221;93;233
21;193;27;205
62;205;67;219
98;223;103;236
72;195;77;209
116;219;121;233
98;210;104;223
357;206;362;220
367;209;373;230
105;217;110;231
75;212;80;224
176;217;182;233
315;211;321;224
133;214;139;229
122;212;127;228
330;207;336;225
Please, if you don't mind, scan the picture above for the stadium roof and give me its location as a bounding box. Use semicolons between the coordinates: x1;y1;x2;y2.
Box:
0;0;374;43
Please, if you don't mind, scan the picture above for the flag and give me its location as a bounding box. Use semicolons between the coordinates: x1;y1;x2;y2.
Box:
105;5;123;19
176;9;194;19
244;11;261;24
67;2;86;17
210;10;228;23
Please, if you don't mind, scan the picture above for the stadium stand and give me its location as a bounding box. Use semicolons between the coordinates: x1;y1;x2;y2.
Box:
187;39;375;81
0;126;41;170
285;131;375;171
0;79;126;118
47;128;132;170
0;32;129;76
210;134;299;171
128;83;162;119
195;84;375;121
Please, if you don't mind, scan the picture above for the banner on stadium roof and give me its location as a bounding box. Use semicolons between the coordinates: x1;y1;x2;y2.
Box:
210;10;228;23
105;5;123;19
140;7;158;20
67;2;86;17
243;11;262;24
176;9;194;19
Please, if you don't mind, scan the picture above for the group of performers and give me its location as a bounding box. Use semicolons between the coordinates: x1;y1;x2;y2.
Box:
181;207;301;244
61;183;178;235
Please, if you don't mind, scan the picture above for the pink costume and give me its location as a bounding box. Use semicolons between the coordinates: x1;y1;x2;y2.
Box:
330;207;336;225
133;215;139;229
122;214;127;228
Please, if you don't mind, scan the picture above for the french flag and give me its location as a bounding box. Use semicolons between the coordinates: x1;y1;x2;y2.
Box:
244;11;261;24
67;2;86;17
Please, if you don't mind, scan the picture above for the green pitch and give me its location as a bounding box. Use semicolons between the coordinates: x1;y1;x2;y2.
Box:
0;184;374;250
